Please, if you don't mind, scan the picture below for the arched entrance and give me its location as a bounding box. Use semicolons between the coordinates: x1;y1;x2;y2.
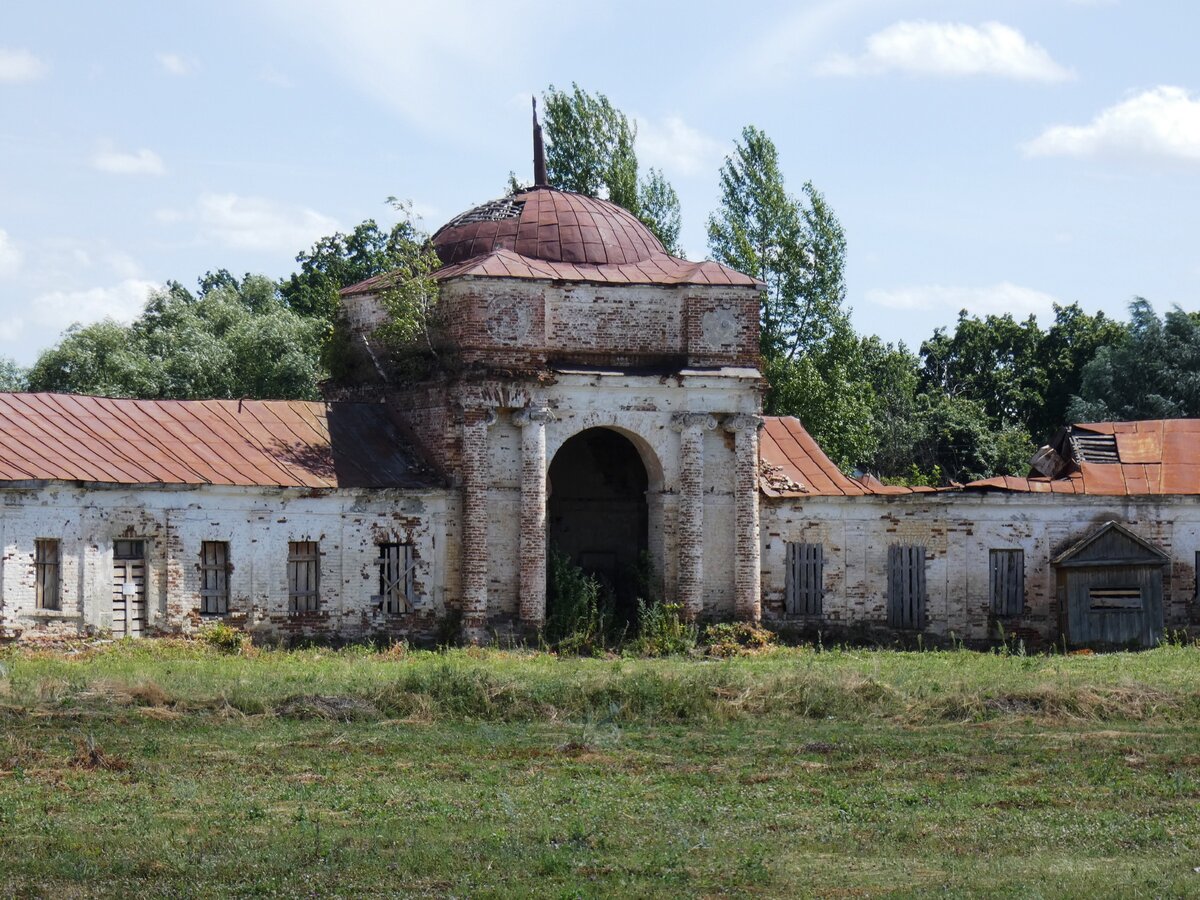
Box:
547;428;650;626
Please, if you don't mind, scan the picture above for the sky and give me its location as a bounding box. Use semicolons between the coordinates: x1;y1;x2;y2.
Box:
1;0;1198;365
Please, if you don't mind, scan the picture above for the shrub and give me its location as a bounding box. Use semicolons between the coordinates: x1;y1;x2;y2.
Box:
198;622;248;655
628;599;697;657
544;552;610;656
702;622;777;658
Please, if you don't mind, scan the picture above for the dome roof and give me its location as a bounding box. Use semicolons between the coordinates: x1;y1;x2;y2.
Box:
432;187;666;267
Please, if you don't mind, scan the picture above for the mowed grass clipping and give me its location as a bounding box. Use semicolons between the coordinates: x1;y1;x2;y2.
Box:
2;641;1200;896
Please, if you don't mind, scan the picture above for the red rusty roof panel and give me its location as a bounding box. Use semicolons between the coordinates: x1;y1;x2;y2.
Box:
0;393;432;489
1115;430;1160;463
1078;463;1128;495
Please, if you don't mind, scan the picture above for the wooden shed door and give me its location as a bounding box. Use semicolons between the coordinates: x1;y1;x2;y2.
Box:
112;540;147;638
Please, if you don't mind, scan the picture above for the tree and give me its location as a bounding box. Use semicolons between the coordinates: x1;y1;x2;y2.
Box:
27;274;324;400
636;168;682;256
541;83;683;254
1069;298;1200;422
909;392;1031;485
1036;303;1126;437
859;338;924;477
0;356;26;391
707;125;866;463
707;128;850;366
280;202;431;323
919;311;1045;432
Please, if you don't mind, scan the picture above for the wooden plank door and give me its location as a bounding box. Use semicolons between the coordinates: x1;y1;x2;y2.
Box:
112;541;146;638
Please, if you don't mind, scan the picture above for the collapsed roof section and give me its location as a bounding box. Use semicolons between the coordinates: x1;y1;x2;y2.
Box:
968;420;1200;496
760;417;1200;498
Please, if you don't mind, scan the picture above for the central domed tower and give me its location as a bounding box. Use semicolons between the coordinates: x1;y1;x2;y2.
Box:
340;105;766;642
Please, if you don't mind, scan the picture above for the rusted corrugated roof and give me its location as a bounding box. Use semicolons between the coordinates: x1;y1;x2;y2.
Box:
342;187;761;296
759;416;936;497
342;248;762;294
433;187;666;267
964;419;1200;496
0;393;432;489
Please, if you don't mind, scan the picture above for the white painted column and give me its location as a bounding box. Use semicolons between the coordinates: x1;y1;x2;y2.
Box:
673;412;717;619
726;414;763;623
461;407;495;642
513;406;552;627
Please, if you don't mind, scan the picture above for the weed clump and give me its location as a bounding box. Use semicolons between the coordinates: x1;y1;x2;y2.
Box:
702;622;777;658
198;622;249;655
627;600;697;657
544;552;610;656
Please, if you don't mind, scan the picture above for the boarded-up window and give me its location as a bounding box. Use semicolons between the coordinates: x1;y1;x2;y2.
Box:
35;539;61;611
785;542;823;615
200;541;230;615
288;541;320;613
1088;587;1142;611
887;544;926;629
378;543;415;614
989;549;1024;617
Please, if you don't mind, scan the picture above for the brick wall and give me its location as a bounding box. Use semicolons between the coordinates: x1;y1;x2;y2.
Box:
760;493;1200;644
0;485;449;643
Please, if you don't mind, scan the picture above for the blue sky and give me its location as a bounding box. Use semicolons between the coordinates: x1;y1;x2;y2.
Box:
1;0;1197;365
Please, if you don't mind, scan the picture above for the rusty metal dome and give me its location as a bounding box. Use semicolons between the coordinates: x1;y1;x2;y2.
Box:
431;186;666;267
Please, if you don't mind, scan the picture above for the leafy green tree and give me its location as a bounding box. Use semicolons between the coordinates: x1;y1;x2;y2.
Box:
27;274;324;399
280;203;430;323
919;311;1045;431
542;83;683;254
707;124;866;465
1036;303;1126;437
1068;299;1200;422
636;168;682;256
910;392;1031;485
707;128;849;365
0;356;26;391
859;338;924;477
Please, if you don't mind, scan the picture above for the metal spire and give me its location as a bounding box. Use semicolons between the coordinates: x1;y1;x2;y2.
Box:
532;97;547;186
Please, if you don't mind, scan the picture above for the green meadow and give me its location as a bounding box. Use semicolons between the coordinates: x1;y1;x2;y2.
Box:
2;640;1199;897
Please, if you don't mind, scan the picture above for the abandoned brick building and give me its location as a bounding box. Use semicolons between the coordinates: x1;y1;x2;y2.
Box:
2;134;1197;648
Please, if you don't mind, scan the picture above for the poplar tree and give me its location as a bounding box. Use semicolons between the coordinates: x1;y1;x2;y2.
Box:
706;125;871;469
542;83;684;255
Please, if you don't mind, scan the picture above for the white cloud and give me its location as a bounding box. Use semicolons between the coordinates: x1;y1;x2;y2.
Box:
0;230;23;277
1023;86;1200;163
30;278;160;331
187;193;339;253
636;115;727;179
156;52;193;76
0;48;47;83
866;282;1062;319
819;21;1073;82
91;144;166;176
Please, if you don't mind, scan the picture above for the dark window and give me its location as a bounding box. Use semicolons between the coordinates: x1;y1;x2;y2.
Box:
200;541;230;615
114;540;144;560
377;543;415;614
989;549;1024;617
288;541;320;613
785;542;823;615
887;544;926;629
1088;587;1142;611
35;539;61;611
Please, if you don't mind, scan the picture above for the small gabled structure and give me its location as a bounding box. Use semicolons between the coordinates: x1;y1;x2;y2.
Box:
1052;521;1169;649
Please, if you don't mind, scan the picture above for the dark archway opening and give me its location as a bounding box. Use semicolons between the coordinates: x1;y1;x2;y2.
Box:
547;428;649;627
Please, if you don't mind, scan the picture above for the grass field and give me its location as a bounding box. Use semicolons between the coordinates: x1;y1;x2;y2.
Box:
2;640;1200;897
